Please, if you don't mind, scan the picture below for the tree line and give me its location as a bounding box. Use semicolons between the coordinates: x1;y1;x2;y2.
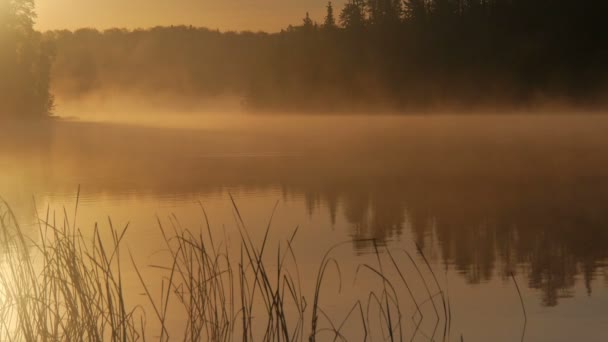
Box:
4;0;608;117
48;0;608;112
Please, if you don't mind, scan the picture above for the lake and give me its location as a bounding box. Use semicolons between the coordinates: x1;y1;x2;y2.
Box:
1;114;608;341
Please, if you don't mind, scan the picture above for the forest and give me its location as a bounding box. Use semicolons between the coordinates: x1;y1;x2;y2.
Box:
4;0;608;116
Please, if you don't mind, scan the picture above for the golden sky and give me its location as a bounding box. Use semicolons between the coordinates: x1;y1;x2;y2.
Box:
35;0;346;32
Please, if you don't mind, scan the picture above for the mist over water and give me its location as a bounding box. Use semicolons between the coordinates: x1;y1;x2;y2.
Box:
4;0;608;340
3;96;608;340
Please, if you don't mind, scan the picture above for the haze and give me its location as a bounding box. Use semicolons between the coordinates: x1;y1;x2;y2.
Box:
36;0;346;32
3;0;608;341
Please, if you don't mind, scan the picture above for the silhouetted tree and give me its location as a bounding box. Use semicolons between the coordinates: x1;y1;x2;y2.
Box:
0;0;54;119
323;2;337;30
340;0;366;30
302;12;315;32
366;0;403;26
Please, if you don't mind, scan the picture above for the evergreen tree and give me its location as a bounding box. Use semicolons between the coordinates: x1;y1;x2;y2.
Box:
340;0;366;30
302;12;314;31
323;2;337;30
366;0;402;26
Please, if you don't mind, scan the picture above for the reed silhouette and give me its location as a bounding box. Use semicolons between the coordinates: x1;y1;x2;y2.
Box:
0;196;457;341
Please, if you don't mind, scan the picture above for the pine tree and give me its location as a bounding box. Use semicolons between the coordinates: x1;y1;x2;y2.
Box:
340;0;366;30
302;12;314;31
323;2;337;30
366;0;402;26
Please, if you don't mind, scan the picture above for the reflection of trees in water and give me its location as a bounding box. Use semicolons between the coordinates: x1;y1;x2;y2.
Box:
300;179;608;306
6;119;608;306
304;187;406;250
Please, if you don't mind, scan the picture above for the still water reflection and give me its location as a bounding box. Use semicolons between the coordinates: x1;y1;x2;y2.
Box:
2;114;608;341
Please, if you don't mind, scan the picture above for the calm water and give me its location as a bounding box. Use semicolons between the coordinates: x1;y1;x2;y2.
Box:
2;114;608;341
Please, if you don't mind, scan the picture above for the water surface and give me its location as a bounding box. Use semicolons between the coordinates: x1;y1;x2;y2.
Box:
2;114;608;341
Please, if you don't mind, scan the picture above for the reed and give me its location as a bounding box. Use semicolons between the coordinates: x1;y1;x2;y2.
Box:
0;196;453;341
0;197;140;341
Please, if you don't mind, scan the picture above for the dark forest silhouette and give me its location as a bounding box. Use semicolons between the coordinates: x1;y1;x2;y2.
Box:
0;0;54;118
47;0;608;112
